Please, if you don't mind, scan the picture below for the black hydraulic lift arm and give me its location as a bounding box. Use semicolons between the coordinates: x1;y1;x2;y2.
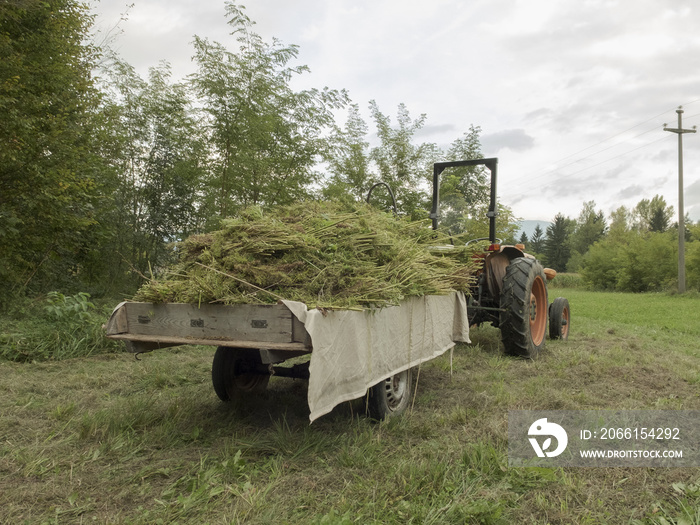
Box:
429;158;498;243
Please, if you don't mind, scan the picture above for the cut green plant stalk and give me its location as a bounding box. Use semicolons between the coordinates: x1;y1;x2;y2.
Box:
134;201;481;309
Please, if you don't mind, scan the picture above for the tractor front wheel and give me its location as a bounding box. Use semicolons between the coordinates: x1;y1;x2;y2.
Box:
549;297;570;340
499;257;548;358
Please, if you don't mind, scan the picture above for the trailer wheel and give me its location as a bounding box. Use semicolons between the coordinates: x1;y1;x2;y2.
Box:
366;368;414;421
212;347;269;402
549;297;570;340
499;257;548;358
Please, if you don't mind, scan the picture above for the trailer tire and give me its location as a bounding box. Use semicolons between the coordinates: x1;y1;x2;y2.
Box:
549;297;570;340
366;368;414;421
212;347;269;402
499;257;548;358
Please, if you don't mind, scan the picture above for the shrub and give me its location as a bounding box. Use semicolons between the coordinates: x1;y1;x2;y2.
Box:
687;240;700;290
581;232;681;293
580;239;622;290
615;233;677;292
0;292;122;362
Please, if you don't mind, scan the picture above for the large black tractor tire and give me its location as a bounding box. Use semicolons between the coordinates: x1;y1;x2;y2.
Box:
549;297;570;341
499;257;548;358
212;347;270;402
366;368;414;421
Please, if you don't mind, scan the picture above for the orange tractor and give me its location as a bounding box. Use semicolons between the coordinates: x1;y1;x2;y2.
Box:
430;158;570;357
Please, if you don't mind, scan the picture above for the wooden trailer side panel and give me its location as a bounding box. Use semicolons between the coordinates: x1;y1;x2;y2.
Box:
105;302;311;350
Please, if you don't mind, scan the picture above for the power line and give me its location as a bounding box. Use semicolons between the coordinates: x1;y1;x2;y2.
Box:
507;124;664;192
500;134;672;205
554;135;669;179
505;99;700;189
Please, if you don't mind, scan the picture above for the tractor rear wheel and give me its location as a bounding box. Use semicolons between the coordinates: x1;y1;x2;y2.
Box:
212;347;270;401
499;257;548;358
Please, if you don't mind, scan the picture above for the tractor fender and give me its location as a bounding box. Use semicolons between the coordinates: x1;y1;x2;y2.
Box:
484;246;528;298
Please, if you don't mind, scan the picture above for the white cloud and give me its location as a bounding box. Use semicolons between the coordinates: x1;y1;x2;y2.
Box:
92;0;700;223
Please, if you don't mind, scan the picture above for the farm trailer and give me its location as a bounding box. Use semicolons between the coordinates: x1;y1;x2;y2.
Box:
105;292;470;422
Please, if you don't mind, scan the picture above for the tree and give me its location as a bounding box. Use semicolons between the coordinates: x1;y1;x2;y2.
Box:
0;0;106;297
190;3;346;222
530;224;545;253
570;200;607;255
633;195;673;233
438;125;489;234
608;205;632;243
544;214;574;272
368;101;438;218
324;106;493;231
519;231;529;244
97;60;209;289
687;227;700;290
322;103;371;202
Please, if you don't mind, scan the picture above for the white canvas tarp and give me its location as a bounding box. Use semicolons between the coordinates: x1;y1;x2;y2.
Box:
283;292;470;422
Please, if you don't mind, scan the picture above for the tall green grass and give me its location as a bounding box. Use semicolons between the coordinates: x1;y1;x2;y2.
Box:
0;292;122;361
1;290;699;523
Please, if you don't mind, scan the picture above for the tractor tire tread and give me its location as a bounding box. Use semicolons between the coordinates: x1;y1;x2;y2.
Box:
499;257;548;358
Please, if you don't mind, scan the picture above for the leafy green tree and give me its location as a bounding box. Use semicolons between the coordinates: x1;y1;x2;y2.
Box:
566;201;606;272
544;214;574;272
0;0;105;297
97;60;208;289
437;125;489;234
582;229;681;292
459;202;519;243
324;105;494;231
570;200;607;255
368;101;438;218
323;104;371;202
608;205;632;243
688;221;700;242
190;3;346;222
519;231;529;244
581;205;636;289
633;195;673;232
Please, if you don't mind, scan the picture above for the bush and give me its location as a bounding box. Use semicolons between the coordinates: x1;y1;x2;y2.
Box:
615;233;677;292
0;292;122;362
687;240;700;290
581;232;679;293
580;239;622;290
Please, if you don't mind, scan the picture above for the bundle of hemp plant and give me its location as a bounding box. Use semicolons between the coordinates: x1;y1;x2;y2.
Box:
133;201;480;309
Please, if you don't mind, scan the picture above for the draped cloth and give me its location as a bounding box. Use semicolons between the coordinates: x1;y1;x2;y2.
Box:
283;292;470;422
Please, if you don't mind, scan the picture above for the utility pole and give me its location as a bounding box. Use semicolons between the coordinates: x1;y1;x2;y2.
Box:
664;106;696;293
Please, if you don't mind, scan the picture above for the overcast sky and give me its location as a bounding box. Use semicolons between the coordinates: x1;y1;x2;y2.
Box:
92;0;700;223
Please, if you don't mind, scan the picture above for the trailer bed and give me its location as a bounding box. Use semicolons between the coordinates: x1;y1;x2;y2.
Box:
105;294;469;422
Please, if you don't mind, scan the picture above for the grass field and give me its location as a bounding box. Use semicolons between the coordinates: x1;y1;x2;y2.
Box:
1;289;699;524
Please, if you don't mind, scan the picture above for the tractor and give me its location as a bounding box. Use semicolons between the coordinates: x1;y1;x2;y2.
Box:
430;158;570;357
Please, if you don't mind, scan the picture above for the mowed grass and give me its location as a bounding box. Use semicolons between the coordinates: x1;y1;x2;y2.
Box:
1;290;699;524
